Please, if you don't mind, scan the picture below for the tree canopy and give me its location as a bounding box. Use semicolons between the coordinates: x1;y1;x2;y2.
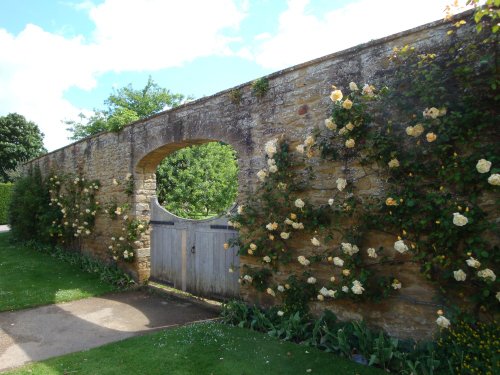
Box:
157;142;238;218
0;113;46;182
66;76;187;140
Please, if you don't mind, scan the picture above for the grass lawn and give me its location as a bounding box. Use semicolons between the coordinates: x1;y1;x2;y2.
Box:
0;232;118;311
6;322;384;375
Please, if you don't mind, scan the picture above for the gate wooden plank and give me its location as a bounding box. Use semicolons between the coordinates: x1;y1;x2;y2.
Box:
150;197;240;299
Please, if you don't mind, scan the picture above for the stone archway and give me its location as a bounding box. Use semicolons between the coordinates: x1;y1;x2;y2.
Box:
132;134;253;282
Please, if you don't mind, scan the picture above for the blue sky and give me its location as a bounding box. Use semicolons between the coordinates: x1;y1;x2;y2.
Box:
0;0;466;151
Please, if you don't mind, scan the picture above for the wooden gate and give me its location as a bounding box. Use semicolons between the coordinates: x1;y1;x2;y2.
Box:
150;198;240;299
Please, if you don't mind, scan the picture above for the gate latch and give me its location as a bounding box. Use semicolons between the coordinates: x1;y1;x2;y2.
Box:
191;245;196;254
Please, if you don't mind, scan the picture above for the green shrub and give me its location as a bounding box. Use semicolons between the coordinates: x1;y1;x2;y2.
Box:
8;166;58;243
0;183;12;224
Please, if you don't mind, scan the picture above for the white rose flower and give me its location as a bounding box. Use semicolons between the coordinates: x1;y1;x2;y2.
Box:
319;287;329;296
330;89;343;102
266;222;278;231
436;316;451;329
291;222;303;229
341;243;359;256
277;285;285;292
267;158;276;167
243;275;253;283
452;212;468;226
333;257;344;267
336;178;347;191
263;256;271;263
325;118;337;130
345;122;355;131
466;257;481;269
317;294;325;301
296;144;305;154
269;165;278;173
307;277;317;284
265;139;278;158
327;290;337;298
123;251;128;259
257;169;268;182
453;269;467;281
477;268;496;282
328;198;334;206
413;124;424;136
277;310;284;317
392;280;402;289
250;243;257;250
394;240;409;254
266;288;276;297
423;107;440;119
280;232;290;239
388;158;400;168
304;136;315;147
237;205;244;214
349;82;359;91
476;159;492;173
342;99;353;109
342;286;349;293
351;280;365;295
297;256;311;266
362;84;375;97
345;138;355;148
338;127;348;135
330;276;336;282
284;218;293;225
294;198;305;208
406;126;415;136
311;237;320;246
367;248;377;258
488;173;500;186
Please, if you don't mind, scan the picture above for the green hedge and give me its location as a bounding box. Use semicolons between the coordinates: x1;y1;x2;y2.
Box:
0;183;13;224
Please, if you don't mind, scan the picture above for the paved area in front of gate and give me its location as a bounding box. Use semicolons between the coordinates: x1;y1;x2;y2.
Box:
0;290;219;372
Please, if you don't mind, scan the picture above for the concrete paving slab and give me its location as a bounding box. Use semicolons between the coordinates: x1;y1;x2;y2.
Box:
0;290;219;372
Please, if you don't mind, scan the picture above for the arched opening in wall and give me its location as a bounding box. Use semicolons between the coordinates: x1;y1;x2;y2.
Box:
155;142;239;220
135;139;241;300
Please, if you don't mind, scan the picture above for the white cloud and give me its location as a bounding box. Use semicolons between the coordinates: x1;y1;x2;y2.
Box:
0;0;247;151
0;25;96;151
252;0;472;70
88;0;246;72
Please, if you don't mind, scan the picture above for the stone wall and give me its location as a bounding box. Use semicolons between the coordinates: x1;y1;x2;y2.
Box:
27;12;481;339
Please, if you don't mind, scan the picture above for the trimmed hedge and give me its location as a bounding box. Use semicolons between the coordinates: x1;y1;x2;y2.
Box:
0;183;13;224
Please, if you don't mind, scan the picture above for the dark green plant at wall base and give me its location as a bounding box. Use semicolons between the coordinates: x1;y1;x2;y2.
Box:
221;300;500;375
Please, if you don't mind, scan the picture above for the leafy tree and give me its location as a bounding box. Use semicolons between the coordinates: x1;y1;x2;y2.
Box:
66;76;187;140
0;113;46;182
156;142;238;218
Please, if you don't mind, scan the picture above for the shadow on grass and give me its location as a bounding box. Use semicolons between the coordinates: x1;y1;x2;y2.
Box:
0;232;219;372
